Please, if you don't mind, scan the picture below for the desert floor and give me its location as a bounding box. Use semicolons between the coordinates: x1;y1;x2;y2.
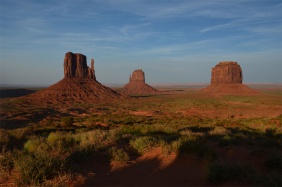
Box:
0;85;281;186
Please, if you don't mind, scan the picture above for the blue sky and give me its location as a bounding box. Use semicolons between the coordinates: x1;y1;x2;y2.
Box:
0;0;281;85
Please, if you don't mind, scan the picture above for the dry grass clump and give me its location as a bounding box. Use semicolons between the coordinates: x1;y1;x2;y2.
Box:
109;147;130;163
0;147;13;183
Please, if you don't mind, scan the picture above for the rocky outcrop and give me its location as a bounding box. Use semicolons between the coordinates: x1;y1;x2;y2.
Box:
211;61;242;84
130;69;145;82
201;61;258;96
119;69;160;95
64;52;95;80
23;52;123;104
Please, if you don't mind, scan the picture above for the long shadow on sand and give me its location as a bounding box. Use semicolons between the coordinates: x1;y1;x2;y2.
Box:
82;150;207;186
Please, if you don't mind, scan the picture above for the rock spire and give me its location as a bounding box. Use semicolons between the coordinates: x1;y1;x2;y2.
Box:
64;52;96;80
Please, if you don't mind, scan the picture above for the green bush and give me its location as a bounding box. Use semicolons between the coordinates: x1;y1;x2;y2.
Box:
24;138;48;153
14;151;68;186
74;129;115;151
109;147;130;163
9;127;30;141
209;126;230;136
178;137;217;161
61;116;74;126
207;161;256;184
0;147;13;183
130;136;157;154
0;129;10;147
160;139;181;155
47;132;76;152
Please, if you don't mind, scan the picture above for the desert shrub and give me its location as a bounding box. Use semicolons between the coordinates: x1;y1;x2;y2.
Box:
160;139;181;155
117;125;142;136
0;147;13;183
207;161;256;184
40;172;73;187
208;160;282;186
218;134;237;146
0;129;10;147
45;119;54;126
14;151;68;186
74;129;114;151
24;138;49;153
109;147;130;163
178;137;217;161
61;116;74;126
47;132;76;152
130;136;157;154
264;128;276;137
209;126;230;136
9;127;30;140
264;155;282;171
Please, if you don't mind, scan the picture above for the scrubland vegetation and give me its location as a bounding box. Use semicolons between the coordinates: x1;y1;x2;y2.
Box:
0;89;281;186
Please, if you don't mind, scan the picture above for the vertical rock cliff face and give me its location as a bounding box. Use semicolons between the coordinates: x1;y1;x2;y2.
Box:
120;69;160;95
64;52;95;80
211;62;242;84
201;61;258;96
130;69;145;83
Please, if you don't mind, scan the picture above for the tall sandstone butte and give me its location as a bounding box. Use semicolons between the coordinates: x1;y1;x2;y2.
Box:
211;62;242;84
23;52;122;104
130;69;145;82
202;61;258;95
120;69;160;95
64;52;96;80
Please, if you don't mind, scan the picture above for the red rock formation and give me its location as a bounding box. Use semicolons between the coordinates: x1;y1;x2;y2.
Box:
202;61;258;96
120;69;160;95
211;61;242;84
23;52;123;104
130;69;145;82
64;52;95;80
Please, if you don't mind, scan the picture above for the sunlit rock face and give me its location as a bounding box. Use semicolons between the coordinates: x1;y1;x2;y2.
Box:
201;61;258;96
211;61;242;84
64;52;95;80
129;69;145;83
120;69;160;95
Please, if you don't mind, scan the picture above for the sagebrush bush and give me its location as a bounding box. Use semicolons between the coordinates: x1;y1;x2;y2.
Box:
207;161;256;184
130;136;157;154
24;138;49;153
9;127;30;141
178;137;217;161
74;129;114;151
109;147;130;163
14;151;68;186
209;126;230;136
0;147;13;183
61;116;74;126
160;139;181;155
0;129;10;147
47;132;76;152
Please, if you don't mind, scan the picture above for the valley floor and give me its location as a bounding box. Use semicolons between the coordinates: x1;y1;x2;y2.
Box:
0;86;281;186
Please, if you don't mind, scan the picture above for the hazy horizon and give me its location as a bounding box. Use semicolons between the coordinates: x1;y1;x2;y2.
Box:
0;0;281;85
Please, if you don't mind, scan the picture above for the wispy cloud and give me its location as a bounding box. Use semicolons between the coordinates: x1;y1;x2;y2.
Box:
200;19;282;33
